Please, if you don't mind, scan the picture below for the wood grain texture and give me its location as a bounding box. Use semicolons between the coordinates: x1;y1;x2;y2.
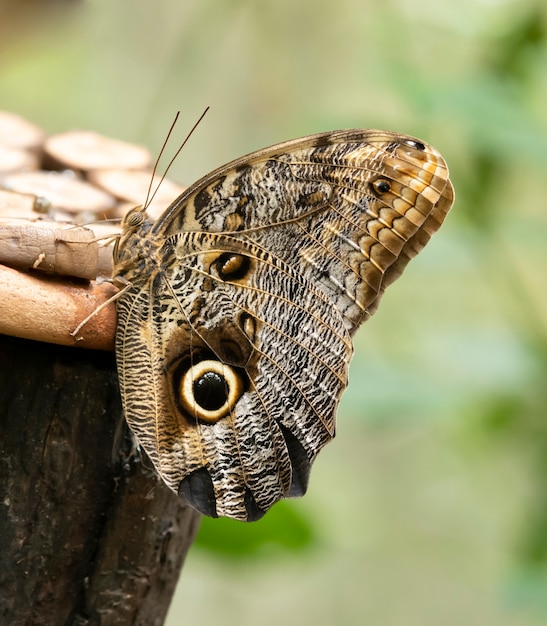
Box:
0;335;200;625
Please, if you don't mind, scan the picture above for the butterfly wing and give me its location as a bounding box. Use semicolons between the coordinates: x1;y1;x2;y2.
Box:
114;130;454;521
156;130;454;333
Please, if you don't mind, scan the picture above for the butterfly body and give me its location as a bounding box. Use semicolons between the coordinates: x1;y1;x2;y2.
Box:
113;130;454;521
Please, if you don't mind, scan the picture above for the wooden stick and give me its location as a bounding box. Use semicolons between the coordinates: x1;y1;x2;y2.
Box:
0;264;117;350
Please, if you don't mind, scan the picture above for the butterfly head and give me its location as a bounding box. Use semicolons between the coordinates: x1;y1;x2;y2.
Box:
112;205;157;283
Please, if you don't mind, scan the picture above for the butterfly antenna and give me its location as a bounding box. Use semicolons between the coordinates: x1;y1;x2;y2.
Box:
144;107;210;210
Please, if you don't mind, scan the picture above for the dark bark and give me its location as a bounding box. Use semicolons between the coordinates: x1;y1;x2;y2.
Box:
0;334;201;626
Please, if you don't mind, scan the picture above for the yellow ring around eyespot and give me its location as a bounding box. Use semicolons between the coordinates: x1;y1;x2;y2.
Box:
179;359;244;424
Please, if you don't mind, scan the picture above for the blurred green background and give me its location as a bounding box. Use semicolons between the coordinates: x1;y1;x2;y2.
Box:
2;0;547;624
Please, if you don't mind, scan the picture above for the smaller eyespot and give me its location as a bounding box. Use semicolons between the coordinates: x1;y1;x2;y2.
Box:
370;179;391;196
213;253;251;282
238;313;257;343
404;139;426;151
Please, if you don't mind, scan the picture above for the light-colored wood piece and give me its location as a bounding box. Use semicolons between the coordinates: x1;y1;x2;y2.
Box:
0;144;39;173
0;218;101;279
45;131;151;171
0;264;117;351
0;188;41;218
88;168;185;218
2;170;116;215
0;111;45;150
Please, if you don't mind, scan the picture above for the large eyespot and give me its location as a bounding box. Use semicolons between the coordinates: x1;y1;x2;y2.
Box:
212;252;251;282
176;359;245;423
370;178;391;196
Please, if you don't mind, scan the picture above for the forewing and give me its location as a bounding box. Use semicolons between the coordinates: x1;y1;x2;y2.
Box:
156;130;454;334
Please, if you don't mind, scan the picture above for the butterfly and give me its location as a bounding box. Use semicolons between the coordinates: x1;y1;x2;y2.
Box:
112;129;454;522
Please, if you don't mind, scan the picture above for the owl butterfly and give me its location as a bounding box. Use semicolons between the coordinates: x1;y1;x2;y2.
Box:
113;129;454;522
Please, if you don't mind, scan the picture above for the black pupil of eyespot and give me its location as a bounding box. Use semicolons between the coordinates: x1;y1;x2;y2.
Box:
215;253;250;281
193;371;228;411
407;140;426;151
375;180;391;193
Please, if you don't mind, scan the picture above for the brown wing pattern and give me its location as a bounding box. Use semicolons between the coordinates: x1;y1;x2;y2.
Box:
113;130;454;521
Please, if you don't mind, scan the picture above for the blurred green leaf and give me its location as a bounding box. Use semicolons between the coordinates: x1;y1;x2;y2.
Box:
193;500;316;559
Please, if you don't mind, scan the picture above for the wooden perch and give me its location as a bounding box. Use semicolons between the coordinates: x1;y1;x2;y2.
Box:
0;335;201;625
0;111;199;625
